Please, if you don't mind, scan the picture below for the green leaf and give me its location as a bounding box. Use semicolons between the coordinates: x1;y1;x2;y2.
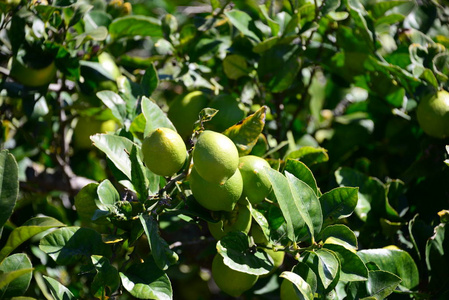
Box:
91;256;120;298
130;145;149;202
97;179;120;209
141;64;159;97
284;159;318;195
74;183;108;224
249;207;271;243
39;227;111;265
318;224;358;250
371;0;410;19
119;258;172;300
141;97;176;136
96;91;127;125
73;26;108;48
320;187;358;225
0;254;33;298
91;134;135;180
42;276;76;300
285;146;329;166
303;249;340;291
139;215;178;271
0;217;66;263
223;54;249;80
292;262;318;293
321;0;341;15
425;223;449;289
225;10;261;42
0;150;19;230
366;270;402;299
357;248;419;290
217;231;272;276
109;15;162;40
223;106;267;156
324;244;368;282
280;271;314;300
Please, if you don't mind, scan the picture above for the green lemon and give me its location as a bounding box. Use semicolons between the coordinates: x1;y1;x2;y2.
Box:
189;167;242;212
167;91;209;140
262;248;285;277
280;278;301;300
207;203;252;240
417;90;449;139
250;223;269;245
141;128;187;177
193;130;239;184
205;94;246;132
238;155;272;205
73;117;117;149
212;254;259;297
10;57;56;87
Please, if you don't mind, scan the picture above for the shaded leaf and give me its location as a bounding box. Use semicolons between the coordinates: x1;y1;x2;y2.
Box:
324;244;368;282
303;249;340;291
97;91;126;125
109;15;162;40
223;54;249;80
91;255;120;298
42;276;76;300
366;270;401;299
318;224;358;250
0;150;19;230
320;187;358;225
225;10;261;42
141;64;159;97
130;145;149;201
280;271;314;300
0;254;33;297
284;159;318;195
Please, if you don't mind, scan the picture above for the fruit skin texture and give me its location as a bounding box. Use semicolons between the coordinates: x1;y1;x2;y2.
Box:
238;155;272;205
141;128;187;177
167;91;209;140
189;167;242;212
10;58;56;87
280;278;301;300
207;203;252;240
417;90;449;139
74;117;116;149
212;254;259;297
193;130;239;184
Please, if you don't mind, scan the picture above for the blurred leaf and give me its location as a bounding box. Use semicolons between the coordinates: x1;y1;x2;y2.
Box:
141;64;159;97
357;248;419;289
97;91;126;125
223;106;267;156
0;254;33;298
280;271;314;300
0;150;19;230
91;134;135;180
425;223;449;290
73;26;108;48
109;15;162;40
319;224;358;250
139;215;178;271
39;227;111;265
91;256;120;298
324;244;368;282
285;146;329;166
322;0;341;15
217;231;272;276
345;0;374;50
371;1;411;19
42;276;76;300
320;187;358;225
141;97;176;136
365;270;402;299
223;54;249;80
119;258;172;300
130;145;149;201
225;10;261;42
0;217;66;263
284;159;318;195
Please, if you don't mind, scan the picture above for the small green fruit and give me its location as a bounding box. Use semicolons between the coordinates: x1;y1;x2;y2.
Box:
207;203;252;240
74;117;117;149
141;128;187;177
189;167;242;212
238;155;272;205
212;254;258;297
10;57;56;87
417;90;449;139
193;130;239;184
262;248;285;277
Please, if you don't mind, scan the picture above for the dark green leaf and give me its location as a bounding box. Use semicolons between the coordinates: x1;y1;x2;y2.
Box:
142;97;176;136
320;187;358;225
139;215;178;270
303;249;340;291
74;183;107;224
130;145;149;202
280;271;314;300
425;223;449;290
249;207;271;244
91;255;120;298
119;258;172;300
324;244;368;282
39;227;111;265
284;159;318;195
109;15;162;40
42;276;76;300
97;179;120;208
322;0;341;15
366;270;401;299
292;262;318;293
223;55;249;80
371;1;410;19
0;217;66;263
217;231;272;276
285;146;329;166
0;150;19;230
318;224;358;250
0;254;33;298
141;64;159;97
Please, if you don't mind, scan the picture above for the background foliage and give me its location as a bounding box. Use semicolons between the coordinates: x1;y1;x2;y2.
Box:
1;0;449;299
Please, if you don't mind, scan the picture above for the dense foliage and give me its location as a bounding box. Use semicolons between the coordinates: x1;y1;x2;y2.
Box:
1;0;449;299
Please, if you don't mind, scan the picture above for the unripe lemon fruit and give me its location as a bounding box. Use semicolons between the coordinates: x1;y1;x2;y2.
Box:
262;248;285;277
207;203;252;240
73;117;117;149
141;128;187;177
417;90;449;139
193;130;239;184
10;57;56;87
212;254;258;297
238;155;272;205
280;278;301;300
189;167;242;212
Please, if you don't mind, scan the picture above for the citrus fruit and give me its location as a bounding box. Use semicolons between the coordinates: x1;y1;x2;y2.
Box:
262;248;285;277
238;155;272;205
280;278;301;300
193;130;239;184
205;94;246;132
141;128;187;177
212;254;259;297
167;91;209;140
10;57;56;87
207;203;252;240
250;223;269;245
189;167;242;212
73;117;117;149
417;90;449;139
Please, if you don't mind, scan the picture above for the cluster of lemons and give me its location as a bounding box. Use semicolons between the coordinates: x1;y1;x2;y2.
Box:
141;127;284;297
